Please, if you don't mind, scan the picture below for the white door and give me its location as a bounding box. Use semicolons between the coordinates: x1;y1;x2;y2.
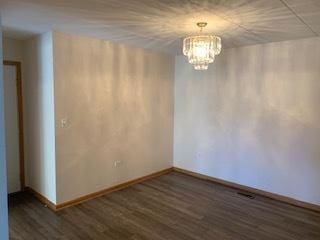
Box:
4;65;21;194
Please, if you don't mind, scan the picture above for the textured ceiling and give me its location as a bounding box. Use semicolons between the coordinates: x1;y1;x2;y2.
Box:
0;0;320;54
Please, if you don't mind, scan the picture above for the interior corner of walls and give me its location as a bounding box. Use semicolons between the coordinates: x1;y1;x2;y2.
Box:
173;37;320;206
49;32;176;204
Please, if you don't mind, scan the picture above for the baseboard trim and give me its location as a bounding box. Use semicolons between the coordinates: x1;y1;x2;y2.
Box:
56;167;173;210
26;187;57;211
173;167;320;213
26;167;320;213
26;168;173;211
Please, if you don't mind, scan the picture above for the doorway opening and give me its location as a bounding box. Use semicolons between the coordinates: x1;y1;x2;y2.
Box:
3;60;25;193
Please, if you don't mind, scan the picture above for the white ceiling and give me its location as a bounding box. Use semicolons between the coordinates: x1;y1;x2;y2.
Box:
1;0;319;54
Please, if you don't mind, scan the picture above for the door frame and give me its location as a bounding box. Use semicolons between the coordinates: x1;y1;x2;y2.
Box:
3;60;25;191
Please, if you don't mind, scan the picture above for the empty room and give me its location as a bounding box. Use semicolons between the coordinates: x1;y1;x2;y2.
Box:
0;0;320;239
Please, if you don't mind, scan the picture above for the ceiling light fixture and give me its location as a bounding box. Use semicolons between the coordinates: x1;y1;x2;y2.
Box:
183;22;221;70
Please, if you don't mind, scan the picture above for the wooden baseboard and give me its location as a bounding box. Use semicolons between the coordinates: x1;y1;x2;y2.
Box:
56;167;173;210
173;167;320;213
27;168;173;211
26;166;320;213
26;187;57;211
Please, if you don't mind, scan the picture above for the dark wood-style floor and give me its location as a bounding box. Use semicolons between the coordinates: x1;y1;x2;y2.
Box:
9;172;320;240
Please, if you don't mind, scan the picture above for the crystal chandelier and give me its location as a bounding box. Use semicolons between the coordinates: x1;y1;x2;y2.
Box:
183;22;222;70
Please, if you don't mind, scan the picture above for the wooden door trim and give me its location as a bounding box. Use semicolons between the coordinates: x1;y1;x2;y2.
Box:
3;60;25;191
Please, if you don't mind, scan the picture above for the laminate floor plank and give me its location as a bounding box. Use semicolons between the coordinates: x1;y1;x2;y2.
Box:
9;172;320;239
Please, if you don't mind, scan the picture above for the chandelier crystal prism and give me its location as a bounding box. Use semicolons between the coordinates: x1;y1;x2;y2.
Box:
183;22;222;70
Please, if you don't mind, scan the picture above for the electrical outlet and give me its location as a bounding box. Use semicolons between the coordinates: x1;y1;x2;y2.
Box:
61;118;68;128
114;160;122;167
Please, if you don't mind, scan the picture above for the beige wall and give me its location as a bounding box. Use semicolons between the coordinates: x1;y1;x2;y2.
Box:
6;31;319;207
53;32;174;203
2;32;174;204
174;37;320;205
2;38;24;62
